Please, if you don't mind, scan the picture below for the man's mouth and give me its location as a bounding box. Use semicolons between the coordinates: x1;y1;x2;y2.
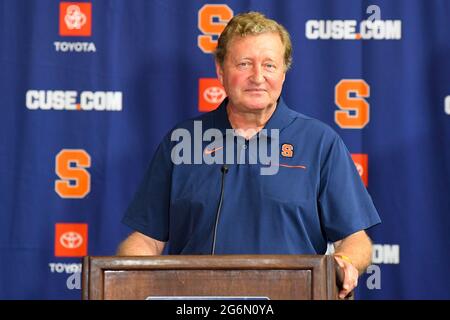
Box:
245;88;266;92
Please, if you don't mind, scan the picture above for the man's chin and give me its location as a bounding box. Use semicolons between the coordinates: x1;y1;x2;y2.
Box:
241;97;272;110
246;101;275;112
228;97;275;113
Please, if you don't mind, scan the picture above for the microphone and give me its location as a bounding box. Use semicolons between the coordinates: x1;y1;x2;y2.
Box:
211;164;229;255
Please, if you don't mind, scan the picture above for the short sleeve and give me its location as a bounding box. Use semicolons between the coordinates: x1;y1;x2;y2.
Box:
318;136;381;242
122;135;173;241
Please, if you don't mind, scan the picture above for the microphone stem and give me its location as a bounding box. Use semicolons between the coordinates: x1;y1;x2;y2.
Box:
211;166;228;254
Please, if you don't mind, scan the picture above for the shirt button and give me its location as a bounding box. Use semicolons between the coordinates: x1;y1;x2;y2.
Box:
243;145;247;149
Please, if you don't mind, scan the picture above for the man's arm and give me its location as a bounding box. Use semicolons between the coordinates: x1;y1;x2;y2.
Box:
333;230;373;298
116;231;166;256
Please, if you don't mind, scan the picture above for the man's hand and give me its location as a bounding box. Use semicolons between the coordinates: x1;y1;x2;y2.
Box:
334;254;359;299
333;230;373;299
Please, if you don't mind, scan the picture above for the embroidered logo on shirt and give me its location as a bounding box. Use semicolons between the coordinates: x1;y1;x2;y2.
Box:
279;163;306;169
281;143;294;158
204;146;224;155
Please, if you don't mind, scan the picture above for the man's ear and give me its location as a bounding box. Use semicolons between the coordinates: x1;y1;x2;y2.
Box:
215;61;224;84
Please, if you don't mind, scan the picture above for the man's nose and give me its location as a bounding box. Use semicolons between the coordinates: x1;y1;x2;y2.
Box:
250;65;265;84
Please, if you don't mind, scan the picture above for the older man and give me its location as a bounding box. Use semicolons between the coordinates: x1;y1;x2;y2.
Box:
117;12;380;299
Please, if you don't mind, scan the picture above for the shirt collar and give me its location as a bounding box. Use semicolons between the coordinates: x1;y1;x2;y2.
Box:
212;97;298;138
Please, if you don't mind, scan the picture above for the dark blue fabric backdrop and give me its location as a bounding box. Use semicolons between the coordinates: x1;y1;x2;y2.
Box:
1;0;449;299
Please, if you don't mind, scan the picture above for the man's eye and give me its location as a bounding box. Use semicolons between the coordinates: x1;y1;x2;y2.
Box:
265;63;276;69
238;62;250;67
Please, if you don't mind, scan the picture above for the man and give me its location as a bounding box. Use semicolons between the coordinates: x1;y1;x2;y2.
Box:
117;12;381;299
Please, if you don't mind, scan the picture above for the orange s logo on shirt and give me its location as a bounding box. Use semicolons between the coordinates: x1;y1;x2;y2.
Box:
335;79;370;129
55;149;91;198
198;4;233;53
281;144;294;158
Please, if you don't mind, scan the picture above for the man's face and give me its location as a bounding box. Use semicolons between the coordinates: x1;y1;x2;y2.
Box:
216;32;286;113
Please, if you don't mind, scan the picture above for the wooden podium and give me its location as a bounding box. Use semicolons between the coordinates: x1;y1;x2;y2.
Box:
82;255;340;300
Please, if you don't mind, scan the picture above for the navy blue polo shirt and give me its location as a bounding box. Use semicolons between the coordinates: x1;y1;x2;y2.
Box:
123;98;380;254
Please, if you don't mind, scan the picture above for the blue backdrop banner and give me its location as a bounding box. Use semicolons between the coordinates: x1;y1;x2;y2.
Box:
1;0;449;299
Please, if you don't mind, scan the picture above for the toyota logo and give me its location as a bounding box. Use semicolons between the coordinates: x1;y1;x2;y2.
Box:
64;5;87;30
355;163;364;177
203;86;226;104
60;231;83;249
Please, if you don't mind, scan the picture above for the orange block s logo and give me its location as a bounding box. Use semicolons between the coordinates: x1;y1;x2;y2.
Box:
335;79;370;129
281;144;294;158
55;149;91;198
198;4;233;53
